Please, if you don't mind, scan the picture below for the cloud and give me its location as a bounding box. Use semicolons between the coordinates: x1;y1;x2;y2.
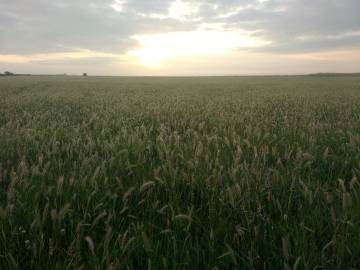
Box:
0;0;138;54
218;0;360;53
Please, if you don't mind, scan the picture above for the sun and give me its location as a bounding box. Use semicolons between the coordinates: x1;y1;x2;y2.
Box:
127;30;270;67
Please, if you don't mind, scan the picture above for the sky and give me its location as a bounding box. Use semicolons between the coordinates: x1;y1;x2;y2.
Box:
1;0;360;75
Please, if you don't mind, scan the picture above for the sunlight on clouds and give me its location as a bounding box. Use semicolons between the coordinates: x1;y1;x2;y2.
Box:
0;55;29;63
110;0;126;12
217;0;285;18
127;31;271;67
217;6;247;19
0;49;125;63
137;0;199;21
168;0;199;20
296;31;360;42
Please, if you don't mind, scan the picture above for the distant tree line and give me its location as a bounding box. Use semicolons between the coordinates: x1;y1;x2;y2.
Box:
0;72;89;76
0;71;15;76
308;72;360;77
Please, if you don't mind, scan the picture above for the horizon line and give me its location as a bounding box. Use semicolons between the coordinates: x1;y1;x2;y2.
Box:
1;72;360;78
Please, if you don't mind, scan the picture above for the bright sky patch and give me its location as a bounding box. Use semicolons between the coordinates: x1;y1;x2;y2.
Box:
128;30;270;67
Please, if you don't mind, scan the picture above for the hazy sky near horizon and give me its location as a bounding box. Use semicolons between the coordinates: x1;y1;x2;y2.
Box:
1;0;360;75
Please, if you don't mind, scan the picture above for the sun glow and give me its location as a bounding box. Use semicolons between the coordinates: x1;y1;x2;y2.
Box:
0;49;124;63
128;30;270;67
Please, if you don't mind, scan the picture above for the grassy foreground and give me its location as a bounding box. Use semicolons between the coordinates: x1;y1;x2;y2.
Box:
0;75;360;269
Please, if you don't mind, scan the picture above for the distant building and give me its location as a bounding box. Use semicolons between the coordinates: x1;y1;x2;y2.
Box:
83;73;88;77
4;71;14;76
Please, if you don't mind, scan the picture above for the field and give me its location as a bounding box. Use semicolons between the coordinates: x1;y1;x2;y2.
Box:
1;75;360;269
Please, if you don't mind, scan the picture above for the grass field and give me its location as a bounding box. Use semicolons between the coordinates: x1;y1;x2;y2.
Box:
1;75;360;269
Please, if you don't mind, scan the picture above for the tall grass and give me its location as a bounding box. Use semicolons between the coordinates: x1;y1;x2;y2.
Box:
0;76;360;269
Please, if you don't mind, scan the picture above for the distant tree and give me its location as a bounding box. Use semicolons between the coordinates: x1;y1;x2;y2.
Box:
4;71;14;76
83;73;88;77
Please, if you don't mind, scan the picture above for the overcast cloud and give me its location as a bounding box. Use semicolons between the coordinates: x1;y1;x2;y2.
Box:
0;0;359;74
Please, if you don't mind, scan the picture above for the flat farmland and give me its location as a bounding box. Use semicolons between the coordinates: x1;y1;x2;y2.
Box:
1;75;360;269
